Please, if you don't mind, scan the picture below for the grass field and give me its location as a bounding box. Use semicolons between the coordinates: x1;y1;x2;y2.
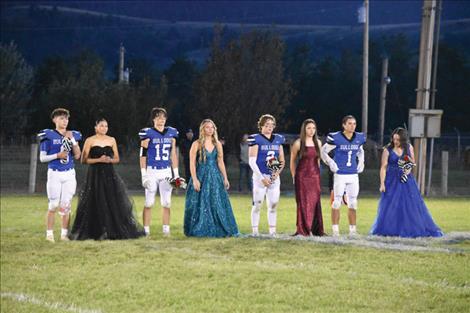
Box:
1;194;469;313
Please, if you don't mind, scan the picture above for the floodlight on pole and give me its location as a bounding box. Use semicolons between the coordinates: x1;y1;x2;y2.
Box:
357;5;366;24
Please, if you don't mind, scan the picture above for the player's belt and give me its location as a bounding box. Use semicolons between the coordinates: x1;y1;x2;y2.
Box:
148;165;171;170
49;167;74;172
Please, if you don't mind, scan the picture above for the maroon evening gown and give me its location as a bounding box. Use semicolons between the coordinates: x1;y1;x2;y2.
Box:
294;146;324;236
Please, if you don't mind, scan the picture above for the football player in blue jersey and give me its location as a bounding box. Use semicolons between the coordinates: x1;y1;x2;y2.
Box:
321;115;365;236
139;107;179;237
37;108;81;242
248;114;285;237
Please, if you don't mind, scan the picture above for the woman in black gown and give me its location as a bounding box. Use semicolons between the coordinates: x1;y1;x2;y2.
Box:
70;118;145;240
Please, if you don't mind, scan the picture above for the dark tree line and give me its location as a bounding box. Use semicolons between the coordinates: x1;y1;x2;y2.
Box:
191;26;292;151
1;29;469;150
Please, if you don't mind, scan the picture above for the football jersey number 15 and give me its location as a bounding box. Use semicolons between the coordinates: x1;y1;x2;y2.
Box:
155;143;171;161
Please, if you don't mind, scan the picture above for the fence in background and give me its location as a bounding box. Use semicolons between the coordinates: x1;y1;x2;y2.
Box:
1;133;469;195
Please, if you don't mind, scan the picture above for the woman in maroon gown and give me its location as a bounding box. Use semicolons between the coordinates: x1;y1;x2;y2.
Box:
290;119;324;236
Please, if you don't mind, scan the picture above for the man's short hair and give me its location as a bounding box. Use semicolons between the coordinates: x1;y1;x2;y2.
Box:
342;115;356;125
150;107;167;120
50;108;70;120
257;114;276;131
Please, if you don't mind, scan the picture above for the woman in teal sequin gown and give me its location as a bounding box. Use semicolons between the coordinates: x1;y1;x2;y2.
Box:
184;119;239;237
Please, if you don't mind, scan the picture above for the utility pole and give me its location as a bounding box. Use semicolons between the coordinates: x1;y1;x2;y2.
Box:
119;43;125;83
361;0;369;136
378;57;389;147
426;0;442;196
414;0;437;194
430;0;442;110
28;143;38;194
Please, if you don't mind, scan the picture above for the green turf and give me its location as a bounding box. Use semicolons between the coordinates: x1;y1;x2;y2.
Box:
1;195;469;313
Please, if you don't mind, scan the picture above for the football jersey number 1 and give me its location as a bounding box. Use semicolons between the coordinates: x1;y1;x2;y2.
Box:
155;143;171;161
346;151;352;167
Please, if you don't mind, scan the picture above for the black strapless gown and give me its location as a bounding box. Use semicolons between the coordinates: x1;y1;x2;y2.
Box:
70;146;145;240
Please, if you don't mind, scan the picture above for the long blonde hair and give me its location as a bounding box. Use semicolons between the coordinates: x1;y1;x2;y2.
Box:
197;119;220;163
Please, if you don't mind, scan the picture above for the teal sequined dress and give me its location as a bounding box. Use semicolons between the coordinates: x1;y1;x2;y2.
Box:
184;148;239;237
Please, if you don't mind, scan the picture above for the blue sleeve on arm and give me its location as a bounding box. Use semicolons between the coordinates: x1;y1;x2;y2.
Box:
139;128;149;140
37;129;48;143
247;134;257;146
326;133;335;145
72;131;82;141
40;139;50;152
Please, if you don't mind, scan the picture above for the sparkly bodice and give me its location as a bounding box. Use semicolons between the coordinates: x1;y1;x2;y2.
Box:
296;146;320;175
184;147;239;237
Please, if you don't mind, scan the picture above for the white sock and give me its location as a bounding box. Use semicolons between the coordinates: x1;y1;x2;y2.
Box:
267;209;277;231
332;225;339;233
269;226;276;235
252;226;259;235
251;207;260;231
144;226;150;235
349;225;357;232
46;230;53;237
61;228;68;237
162;225;170;234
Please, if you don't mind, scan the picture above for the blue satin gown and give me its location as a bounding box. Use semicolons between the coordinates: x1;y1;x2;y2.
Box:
184;148;239;237
370;146;443;238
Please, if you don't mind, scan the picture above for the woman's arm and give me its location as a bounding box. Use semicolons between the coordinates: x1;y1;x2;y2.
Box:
80;138;91;164
189;141;201;191
409;144;416;164
290;140;300;182
317;139;322;166
379;148;389;192
216;142;230;189
109;137;120;164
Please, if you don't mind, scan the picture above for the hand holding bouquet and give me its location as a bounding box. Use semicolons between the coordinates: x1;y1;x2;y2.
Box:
61;137;74;152
266;156;283;183
397;155;415;183
59;137;73;164
166;177;187;189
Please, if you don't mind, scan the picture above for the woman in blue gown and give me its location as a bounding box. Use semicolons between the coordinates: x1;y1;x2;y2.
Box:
370;127;443;238
184;119;239;237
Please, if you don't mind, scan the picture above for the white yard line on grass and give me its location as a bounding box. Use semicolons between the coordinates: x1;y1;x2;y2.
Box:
246;231;470;253
1;292;103;313
400;277;470;291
